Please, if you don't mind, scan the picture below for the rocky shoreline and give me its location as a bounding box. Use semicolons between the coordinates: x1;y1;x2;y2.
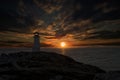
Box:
0;51;106;80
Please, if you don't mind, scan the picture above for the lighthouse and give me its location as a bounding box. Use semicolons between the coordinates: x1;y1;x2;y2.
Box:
32;32;40;52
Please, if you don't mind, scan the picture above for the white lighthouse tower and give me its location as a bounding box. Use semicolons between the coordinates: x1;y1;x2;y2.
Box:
32;32;40;52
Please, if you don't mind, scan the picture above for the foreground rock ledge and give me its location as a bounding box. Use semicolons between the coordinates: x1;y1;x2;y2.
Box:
0;51;105;80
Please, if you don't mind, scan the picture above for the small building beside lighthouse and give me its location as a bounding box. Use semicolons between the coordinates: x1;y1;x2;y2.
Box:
32;32;40;52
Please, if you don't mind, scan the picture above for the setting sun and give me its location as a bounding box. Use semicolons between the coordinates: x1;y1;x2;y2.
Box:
60;42;66;47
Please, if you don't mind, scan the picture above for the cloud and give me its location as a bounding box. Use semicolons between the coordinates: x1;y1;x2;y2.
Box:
95;2;118;13
75;20;120;40
0;0;120;47
33;0;63;14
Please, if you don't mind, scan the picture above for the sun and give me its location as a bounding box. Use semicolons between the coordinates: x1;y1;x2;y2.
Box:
60;42;66;47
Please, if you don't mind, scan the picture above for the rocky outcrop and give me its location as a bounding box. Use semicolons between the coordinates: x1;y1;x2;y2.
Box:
0;51;105;80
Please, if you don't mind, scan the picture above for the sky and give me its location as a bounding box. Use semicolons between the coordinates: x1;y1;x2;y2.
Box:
0;0;120;47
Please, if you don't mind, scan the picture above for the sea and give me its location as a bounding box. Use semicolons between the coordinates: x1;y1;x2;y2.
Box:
0;46;120;71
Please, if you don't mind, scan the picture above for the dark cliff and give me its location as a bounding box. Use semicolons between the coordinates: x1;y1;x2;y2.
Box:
0;51;105;80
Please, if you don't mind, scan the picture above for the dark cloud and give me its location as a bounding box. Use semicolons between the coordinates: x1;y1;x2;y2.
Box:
0;40;25;44
0;40;32;47
73;19;120;40
83;31;120;40
0;0;120;46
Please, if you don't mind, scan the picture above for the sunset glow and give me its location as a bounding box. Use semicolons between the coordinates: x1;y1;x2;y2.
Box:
60;42;66;47
0;0;120;47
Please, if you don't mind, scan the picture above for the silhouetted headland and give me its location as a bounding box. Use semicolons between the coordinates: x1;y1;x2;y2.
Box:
0;51;106;80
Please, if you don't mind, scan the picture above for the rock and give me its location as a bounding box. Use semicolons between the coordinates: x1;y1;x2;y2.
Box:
0;77;5;80
105;71;120;80
0;51;105;80
93;71;120;80
50;75;63;80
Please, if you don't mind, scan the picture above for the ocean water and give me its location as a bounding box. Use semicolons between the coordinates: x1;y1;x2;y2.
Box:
41;46;120;71
0;46;120;71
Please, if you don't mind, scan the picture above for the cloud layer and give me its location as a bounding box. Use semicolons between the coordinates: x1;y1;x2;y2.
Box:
0;0;120;47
